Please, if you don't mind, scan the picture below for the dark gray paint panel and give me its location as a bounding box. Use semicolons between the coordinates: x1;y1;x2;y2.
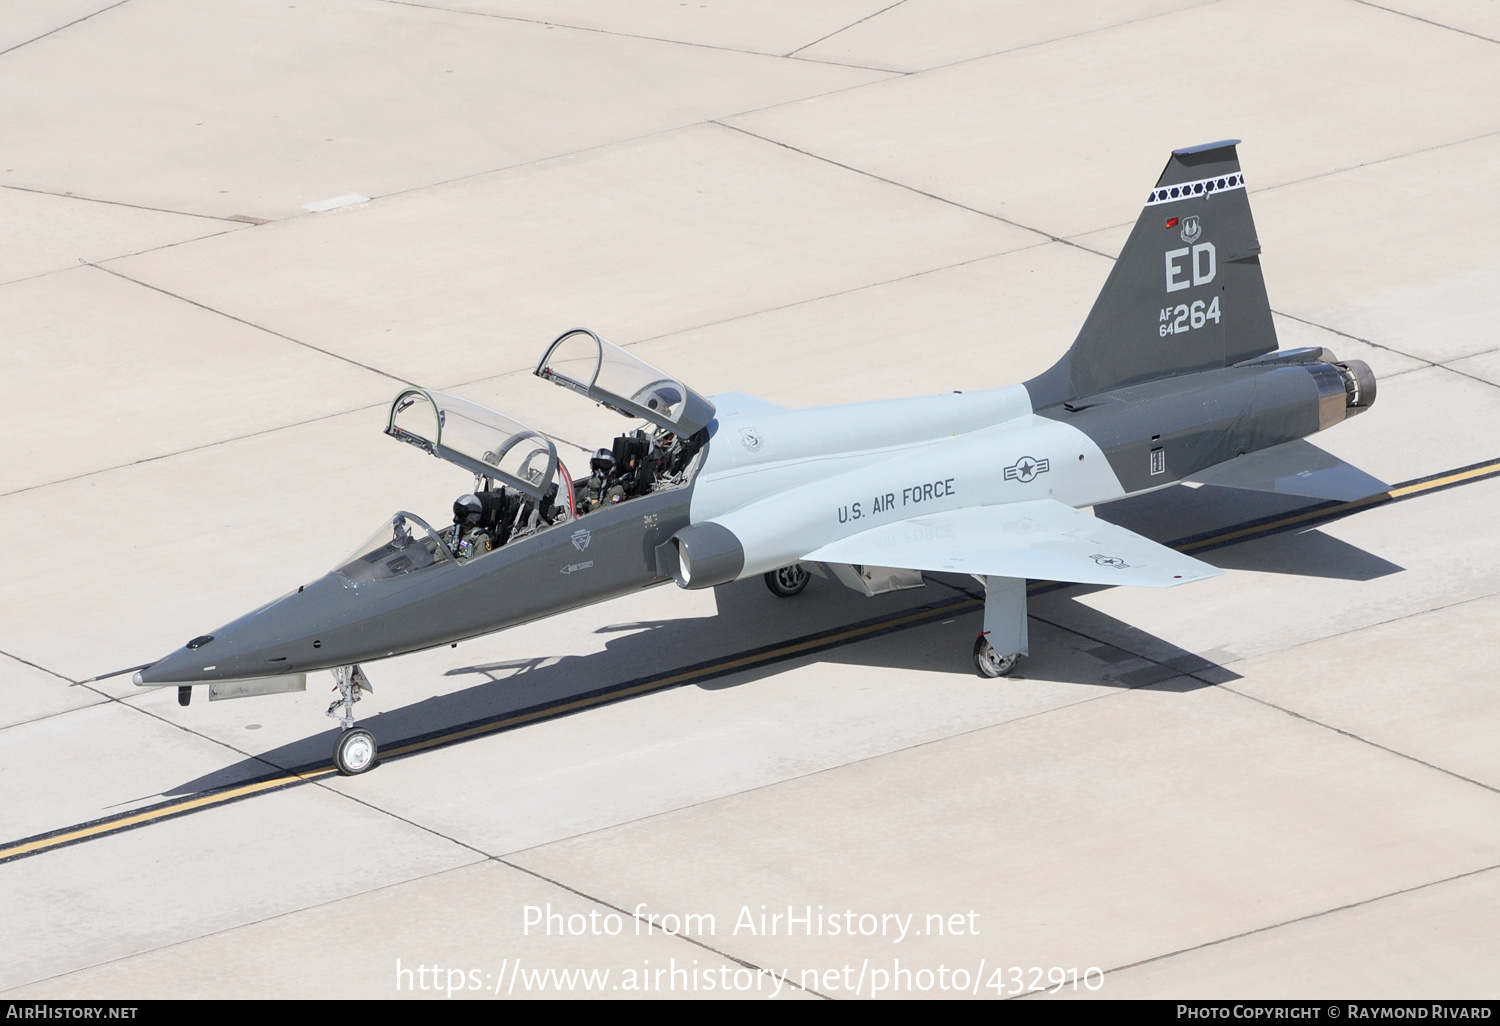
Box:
1026;142;1278;409
1044;365;1323;494
140;483;697;684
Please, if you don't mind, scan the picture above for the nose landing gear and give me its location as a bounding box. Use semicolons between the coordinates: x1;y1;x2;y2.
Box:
334;727;377;775
328;665;378;775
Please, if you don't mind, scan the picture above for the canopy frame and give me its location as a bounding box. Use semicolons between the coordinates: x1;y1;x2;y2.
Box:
384;388;558;501
534;328;716;436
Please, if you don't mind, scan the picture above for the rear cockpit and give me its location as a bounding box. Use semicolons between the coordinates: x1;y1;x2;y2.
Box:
536;328;714;517
347;330;713;576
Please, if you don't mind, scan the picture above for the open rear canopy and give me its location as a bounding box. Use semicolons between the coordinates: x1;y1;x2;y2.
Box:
385;388;558;500
535;328;715;436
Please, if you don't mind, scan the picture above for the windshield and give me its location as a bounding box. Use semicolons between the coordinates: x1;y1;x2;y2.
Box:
336;512;452;584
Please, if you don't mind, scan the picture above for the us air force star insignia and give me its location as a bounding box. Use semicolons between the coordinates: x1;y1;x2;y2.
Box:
570;528;591;552
1003;455;1051;483
1090;554;1131;569
1180;215;1202;244
739;428;763;453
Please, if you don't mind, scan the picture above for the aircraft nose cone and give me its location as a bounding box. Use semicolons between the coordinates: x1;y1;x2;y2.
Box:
134;572;366;686
135;592;308;684
135;640;233;685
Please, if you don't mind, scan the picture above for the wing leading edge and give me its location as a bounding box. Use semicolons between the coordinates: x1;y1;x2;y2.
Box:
802;499;1221;588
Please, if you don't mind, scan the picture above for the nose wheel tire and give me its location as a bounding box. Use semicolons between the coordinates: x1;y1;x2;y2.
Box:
973;636;1019;678
334;728;378;775
764;564;811;597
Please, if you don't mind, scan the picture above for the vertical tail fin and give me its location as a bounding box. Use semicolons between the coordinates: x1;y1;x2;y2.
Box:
1025;140;1278;408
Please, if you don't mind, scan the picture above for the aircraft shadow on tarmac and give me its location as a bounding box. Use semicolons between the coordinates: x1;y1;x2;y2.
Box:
165;485;1396;797
1098;484;1405;582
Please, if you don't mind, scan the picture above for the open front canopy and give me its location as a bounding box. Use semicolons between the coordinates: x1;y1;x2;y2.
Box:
535;328;715;436
385;388;558;500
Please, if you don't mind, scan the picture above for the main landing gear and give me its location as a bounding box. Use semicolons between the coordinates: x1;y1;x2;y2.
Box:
764;564;810;597
974;575;1027;679
973;636;1019;678
328;664;378;775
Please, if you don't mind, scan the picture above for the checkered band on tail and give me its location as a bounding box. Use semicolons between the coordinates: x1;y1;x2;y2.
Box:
1145;172;1246;205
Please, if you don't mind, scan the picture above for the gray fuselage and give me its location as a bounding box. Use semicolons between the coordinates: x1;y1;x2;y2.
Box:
136;348;1368;688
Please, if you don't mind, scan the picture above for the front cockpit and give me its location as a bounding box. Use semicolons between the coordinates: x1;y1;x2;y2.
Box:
337;512;453;584
353;329;715;575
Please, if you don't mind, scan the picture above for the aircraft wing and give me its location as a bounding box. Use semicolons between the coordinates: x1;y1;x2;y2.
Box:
802;499;1221;587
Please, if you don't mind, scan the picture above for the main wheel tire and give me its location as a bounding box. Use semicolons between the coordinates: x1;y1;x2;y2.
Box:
973;636;1018;678
334;727;378;775
764;564;810;597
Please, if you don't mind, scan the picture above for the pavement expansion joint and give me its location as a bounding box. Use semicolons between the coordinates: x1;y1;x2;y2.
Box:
1259;309;1500;392
87;263;411;385
624;240;1052;350
0;392;589;501
785;0;911;57
713;121;1077;250
0;183;245;223
724;120;1500;274
1099;859;1500;981
1351;0;1500;46
1221;681;1500;798
0;401;378;500
372;0;898;76
5;456;1497;866
0;0;134;59
1253;125;1500;201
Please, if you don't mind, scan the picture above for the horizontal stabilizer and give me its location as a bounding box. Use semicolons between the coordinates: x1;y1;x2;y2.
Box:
708;391;785;418
803;499;1220;587
1188;439;1388;502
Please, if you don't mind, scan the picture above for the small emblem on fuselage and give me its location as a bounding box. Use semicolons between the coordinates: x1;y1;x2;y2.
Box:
1179;215;1202;244
1003;456;1050;483
739;428;763;453
571;528;591;552
1090;554;1131;569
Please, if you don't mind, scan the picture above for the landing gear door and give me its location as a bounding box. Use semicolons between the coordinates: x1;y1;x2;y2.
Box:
535;328;716;436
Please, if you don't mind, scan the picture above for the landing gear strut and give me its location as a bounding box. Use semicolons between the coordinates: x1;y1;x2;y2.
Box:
328;665;378;775
974;575;1027;678
764;564;810;597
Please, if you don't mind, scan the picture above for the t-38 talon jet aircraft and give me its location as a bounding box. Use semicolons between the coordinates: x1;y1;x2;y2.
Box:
126;141;1377;775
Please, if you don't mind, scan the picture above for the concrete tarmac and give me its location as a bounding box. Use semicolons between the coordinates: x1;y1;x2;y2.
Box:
1;0;1498;1000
